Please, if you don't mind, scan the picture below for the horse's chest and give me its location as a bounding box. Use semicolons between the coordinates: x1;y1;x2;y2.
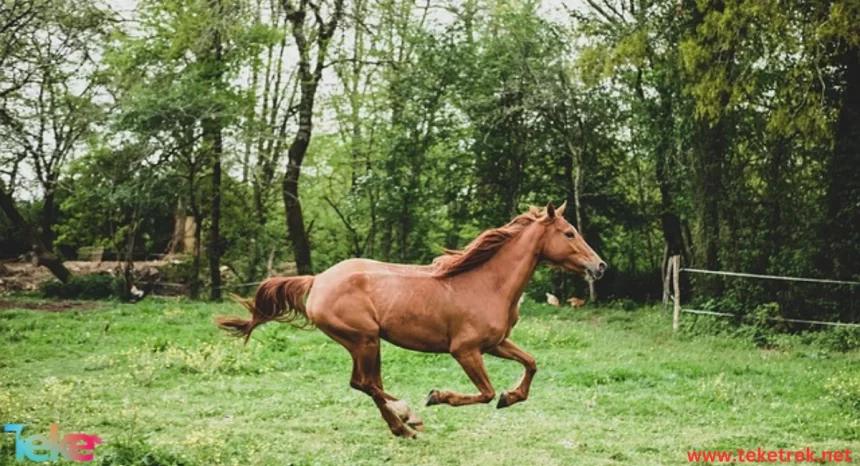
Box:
479;302;520;344
505;305;520;336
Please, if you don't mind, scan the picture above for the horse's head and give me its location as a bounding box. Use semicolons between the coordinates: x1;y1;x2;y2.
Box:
538;201;606;280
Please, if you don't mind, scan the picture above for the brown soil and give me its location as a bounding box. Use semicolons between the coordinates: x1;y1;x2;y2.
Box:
0;299;102;312
0;260;170;294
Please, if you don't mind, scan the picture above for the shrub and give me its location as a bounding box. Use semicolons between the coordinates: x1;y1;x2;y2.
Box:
38;279;69;299
39;274;120;300
813;326;860;352
162;257;197;285
608;298;637;311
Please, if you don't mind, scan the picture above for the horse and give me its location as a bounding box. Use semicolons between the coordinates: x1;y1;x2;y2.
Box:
216;201;606;438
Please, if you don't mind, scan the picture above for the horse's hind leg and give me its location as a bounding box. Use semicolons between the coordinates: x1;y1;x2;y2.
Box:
426;347;496;407
349;336;423;436
314;297;422;437
487;338;537;408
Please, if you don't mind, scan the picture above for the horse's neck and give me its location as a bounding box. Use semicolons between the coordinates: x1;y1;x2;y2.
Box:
474;225;542;305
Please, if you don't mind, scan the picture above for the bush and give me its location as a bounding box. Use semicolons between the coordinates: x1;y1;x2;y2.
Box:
607;298;638;311
38;279;68;299
812;326;860;352
39;274;120;300
163;257;197;284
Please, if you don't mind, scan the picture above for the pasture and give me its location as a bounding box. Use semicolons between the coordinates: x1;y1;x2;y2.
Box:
1;299;857;465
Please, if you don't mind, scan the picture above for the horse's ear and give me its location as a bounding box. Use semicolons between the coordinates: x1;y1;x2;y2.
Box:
556;200;567;217
546;202;556;218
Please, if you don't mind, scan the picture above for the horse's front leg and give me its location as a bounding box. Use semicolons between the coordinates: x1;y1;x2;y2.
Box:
426;348;496;407
487;338;537;408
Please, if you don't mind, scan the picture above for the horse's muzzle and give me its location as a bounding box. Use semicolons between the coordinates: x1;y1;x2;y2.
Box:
586;261;606;281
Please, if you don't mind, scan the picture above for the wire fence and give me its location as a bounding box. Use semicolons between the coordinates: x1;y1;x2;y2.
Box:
680;308;860;328
147;280;264;293
675;267;860;329
680;268;860;287
213;281;263;290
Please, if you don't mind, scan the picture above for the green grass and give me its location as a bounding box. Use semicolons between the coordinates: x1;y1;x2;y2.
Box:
0;298;858;465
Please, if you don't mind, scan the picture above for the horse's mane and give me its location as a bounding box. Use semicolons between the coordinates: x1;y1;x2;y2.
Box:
432;206;549;278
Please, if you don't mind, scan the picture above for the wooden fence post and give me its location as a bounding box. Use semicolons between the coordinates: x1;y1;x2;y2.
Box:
672;255;681;331
663;252;673;312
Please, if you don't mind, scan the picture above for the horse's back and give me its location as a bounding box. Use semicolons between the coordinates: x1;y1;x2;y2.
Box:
306;258;453;352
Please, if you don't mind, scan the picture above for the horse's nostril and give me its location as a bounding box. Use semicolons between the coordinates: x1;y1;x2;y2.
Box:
598;261;607;273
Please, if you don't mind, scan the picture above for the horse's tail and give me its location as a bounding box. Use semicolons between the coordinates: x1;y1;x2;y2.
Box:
215;276;315;343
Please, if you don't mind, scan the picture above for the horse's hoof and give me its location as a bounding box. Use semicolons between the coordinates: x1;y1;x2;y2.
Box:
425;389;440;406
497;393;510;409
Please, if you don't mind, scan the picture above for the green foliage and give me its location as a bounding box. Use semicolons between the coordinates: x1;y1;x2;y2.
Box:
56;144;175;257
681;306;860;353
161;258;199;286
2;0;858;326
39;274;121;300
813;326;860;353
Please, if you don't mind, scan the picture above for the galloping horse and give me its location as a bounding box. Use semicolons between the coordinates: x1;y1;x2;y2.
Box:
216;201;605;437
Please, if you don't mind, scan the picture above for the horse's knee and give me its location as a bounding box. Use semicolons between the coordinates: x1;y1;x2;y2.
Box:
352;381;388;402
525;359;537;376
478;388;496;403
350;379;372;394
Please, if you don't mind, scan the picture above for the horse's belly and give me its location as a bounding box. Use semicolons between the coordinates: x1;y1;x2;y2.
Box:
379;327;450;353
377;308;451;353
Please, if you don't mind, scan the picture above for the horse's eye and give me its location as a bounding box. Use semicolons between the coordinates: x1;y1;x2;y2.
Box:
565;231;575;239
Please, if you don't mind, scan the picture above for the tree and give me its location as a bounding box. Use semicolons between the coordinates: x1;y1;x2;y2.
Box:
107;0;254;298
280;0;345;275
822;1;860;280
203;0;227;301
0;182;70;281
236;0;297;282
0;0;110;281
56;143;173;298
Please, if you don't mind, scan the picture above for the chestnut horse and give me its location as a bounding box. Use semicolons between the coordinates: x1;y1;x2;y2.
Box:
216;201;605;437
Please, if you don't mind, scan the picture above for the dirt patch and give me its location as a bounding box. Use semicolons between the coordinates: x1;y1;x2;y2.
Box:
0;259;172;294
0;299;103;312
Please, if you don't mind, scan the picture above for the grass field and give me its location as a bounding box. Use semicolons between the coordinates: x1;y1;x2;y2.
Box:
1;298;858;465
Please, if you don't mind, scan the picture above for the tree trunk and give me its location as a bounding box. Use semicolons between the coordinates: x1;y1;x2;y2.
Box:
826;45;860;279
121;212;137;302
662;245;671;311
41;185;56;252
283;123;314;274
692;117;725;295
169;199;187;255
205;4;224;301
654;85;683;259
0;187;71;282
686;0;733;297
565;140;596;302
190;214;202;300
207;125;222;300
280;0;345;275
672;255;681;331
763;137;788;273
381;224;392;261
575;162;596;302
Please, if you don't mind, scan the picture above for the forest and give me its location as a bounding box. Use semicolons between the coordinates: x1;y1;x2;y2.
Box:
1;0;858;324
